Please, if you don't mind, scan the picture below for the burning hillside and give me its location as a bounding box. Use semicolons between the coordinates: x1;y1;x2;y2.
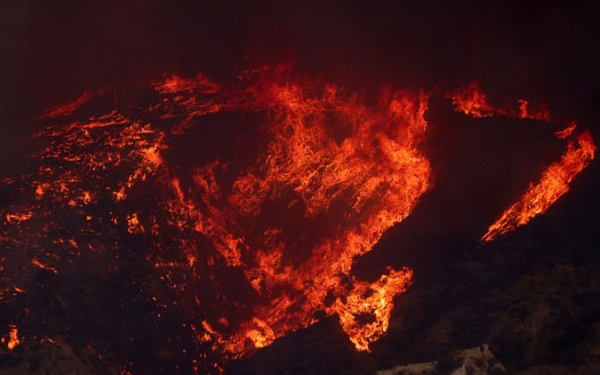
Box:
0;66;595;374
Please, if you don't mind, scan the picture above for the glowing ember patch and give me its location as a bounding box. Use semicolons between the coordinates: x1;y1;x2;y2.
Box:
127;213;144;234
5;212;33;223
5;325;20;350
81;191;93;205
142;145;163;167
31;259;59;274
114;187;127;202
35;183;49;199
482;131;596;242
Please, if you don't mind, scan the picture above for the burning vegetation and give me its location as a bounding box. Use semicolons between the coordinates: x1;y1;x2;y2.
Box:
0;68;595;373
449;82;596;242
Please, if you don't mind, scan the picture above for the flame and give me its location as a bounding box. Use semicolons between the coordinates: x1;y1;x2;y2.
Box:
329;268;413;352
518;99;550;121
449;83;596;242
8;326;19;350
5;212;33;224
482;131;596;242
0;69;596;371
450;82;493;118
161;78;431;355
2;325;20;350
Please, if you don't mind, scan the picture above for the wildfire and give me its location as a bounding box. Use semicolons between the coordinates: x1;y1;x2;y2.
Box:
449;82;493;118
482;131;596;242
0;67;595;372
329;268;413;351
449;82;596;242
162;77;432;355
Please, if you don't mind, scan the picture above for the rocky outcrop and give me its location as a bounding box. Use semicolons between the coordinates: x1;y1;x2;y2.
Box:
376;345;506;375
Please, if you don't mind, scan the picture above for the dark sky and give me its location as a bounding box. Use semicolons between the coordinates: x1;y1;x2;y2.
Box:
1;0;600;173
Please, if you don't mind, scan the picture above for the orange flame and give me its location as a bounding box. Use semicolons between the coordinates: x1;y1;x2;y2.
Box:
449;82;596;242
0;70;596;370
329;268;413;351
450;82;493;118
162;79;431;355
2;325;20;351
482;131;596;242
5;212;33;224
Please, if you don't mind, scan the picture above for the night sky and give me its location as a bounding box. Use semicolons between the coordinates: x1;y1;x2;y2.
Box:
2;0;600;134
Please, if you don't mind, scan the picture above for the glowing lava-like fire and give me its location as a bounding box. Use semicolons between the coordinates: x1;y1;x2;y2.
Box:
0;68;595;372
